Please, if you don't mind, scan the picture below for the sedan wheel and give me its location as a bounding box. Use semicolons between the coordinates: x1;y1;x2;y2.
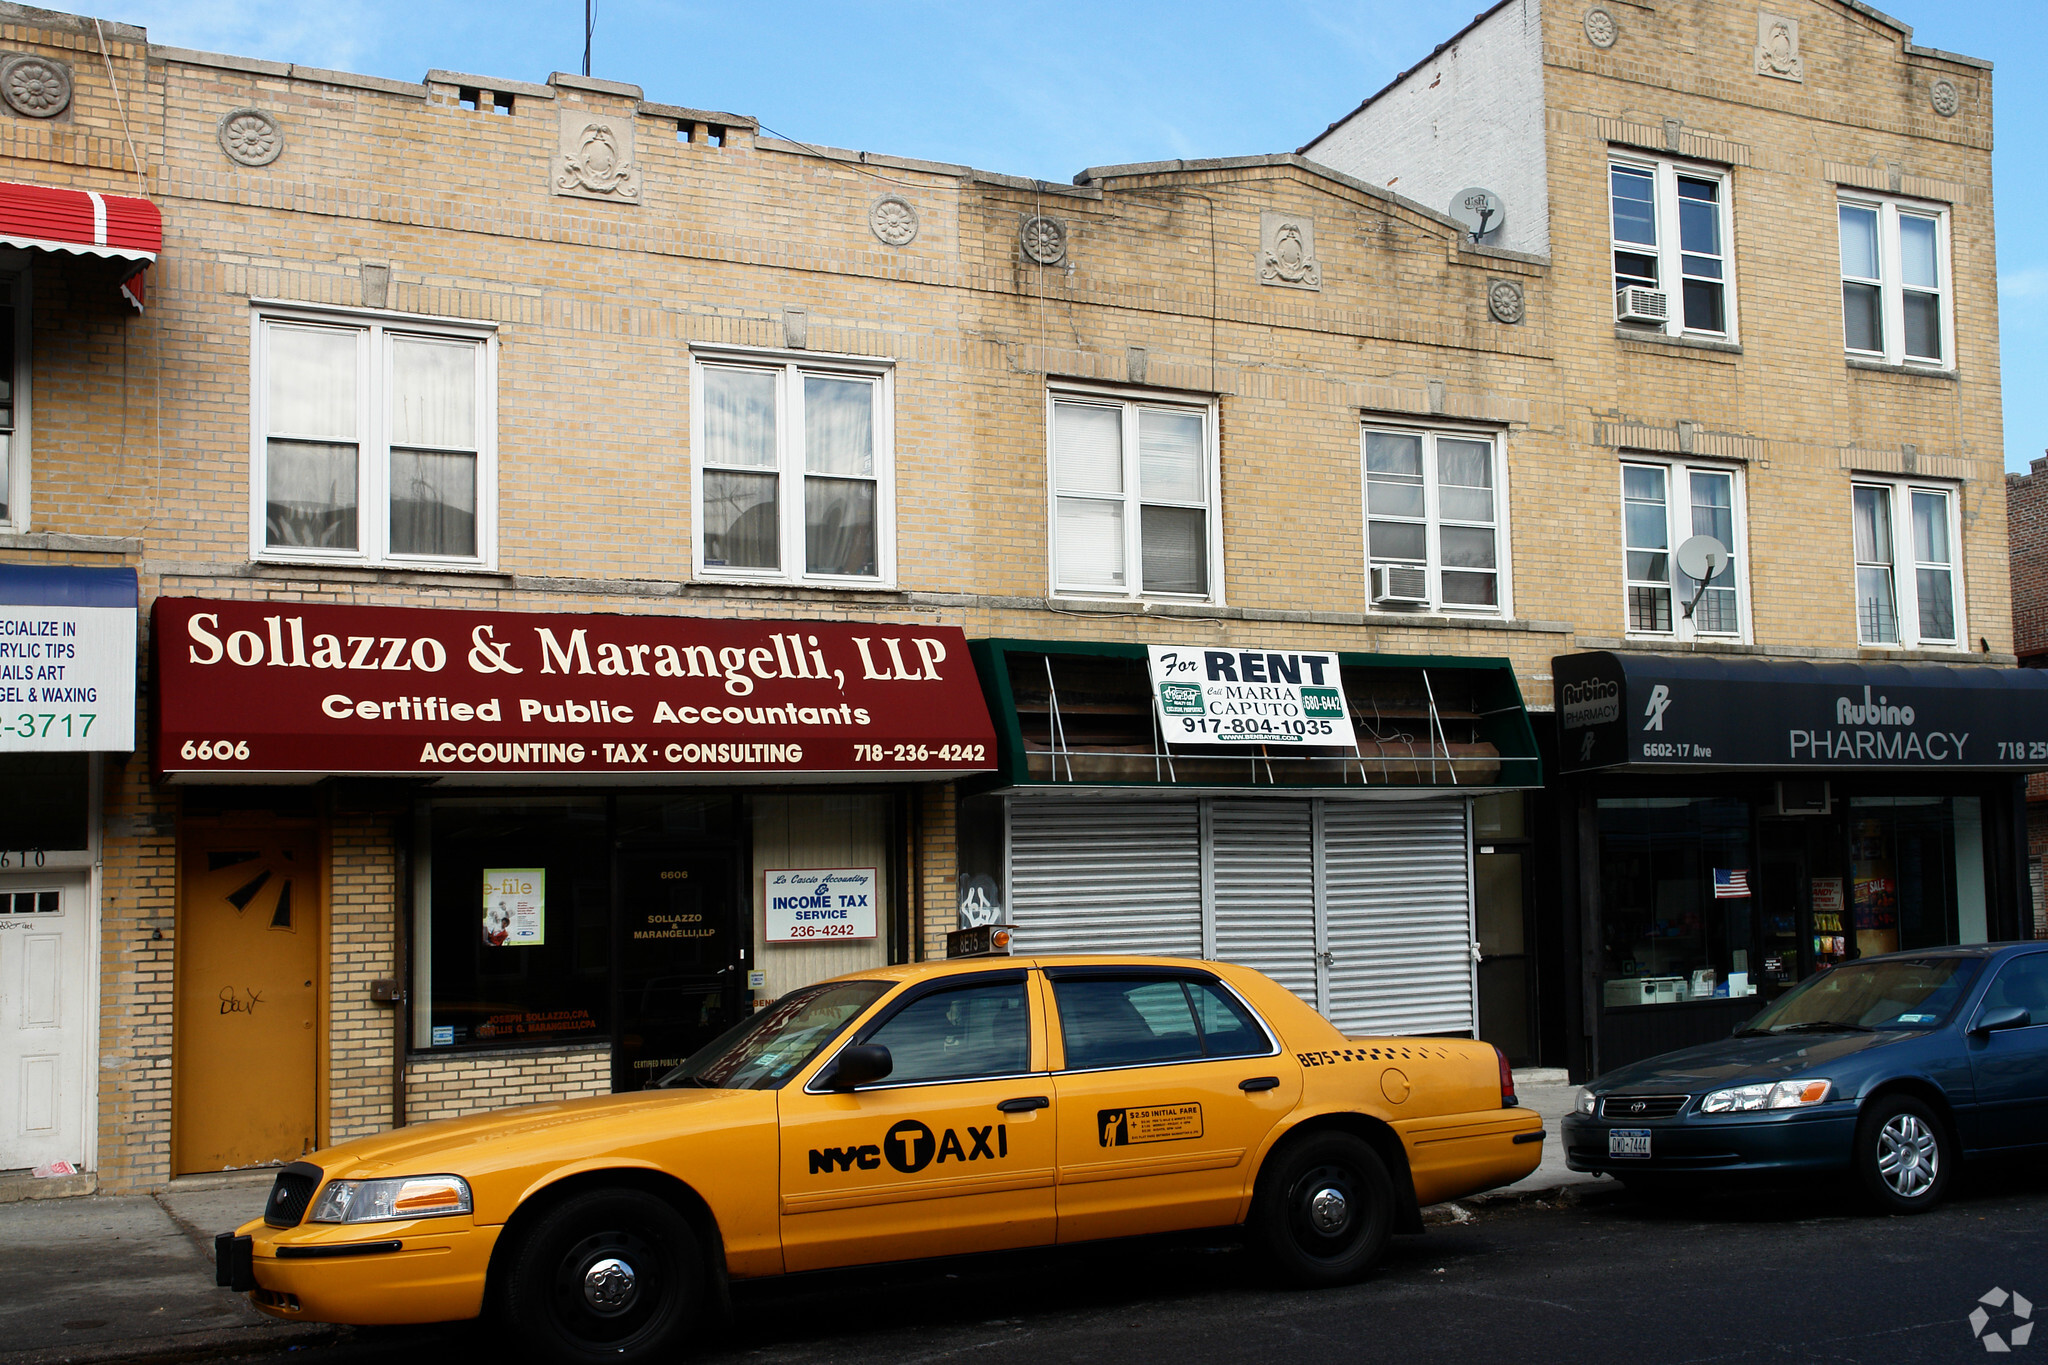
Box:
1249;1132;1394;1287
1856;1096;1952;1214
499;1188;701;1365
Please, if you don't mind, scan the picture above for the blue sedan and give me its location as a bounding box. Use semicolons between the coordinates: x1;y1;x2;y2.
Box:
1561;943;2048;1212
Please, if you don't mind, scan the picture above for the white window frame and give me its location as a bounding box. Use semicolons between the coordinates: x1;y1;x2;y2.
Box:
0;268;30;532
688;344;897;589
1837;192;1953;370
1618;458;1751;643
248;302;498;569
1046;382;1223;604
1609;154;1738;341
1851;477;1965;649
1360;420;1512;618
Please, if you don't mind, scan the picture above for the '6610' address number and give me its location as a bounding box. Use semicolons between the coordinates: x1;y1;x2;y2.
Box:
853;743;986;763
178;739;250;761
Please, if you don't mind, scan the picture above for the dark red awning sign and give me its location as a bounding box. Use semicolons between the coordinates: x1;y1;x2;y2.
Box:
152;599;997;782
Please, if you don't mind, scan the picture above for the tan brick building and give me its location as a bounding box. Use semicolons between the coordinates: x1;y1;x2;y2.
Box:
0;0;2035;1196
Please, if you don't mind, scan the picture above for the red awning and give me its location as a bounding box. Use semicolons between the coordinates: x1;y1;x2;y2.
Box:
0;179;160;262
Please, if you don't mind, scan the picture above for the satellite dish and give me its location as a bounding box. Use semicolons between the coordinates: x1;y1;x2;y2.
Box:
1675;535;1730;582
1449;187;1507;242
1675;535;1731;620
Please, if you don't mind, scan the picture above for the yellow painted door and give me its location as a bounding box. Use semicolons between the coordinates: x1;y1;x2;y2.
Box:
776;971;1054;1271
1044;969;1300;1244
175;830;320;1173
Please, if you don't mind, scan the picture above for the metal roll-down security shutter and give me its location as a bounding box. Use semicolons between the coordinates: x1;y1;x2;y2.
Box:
1321;799;1473;1035
1210;800;1319;1008
1007;798;1203;957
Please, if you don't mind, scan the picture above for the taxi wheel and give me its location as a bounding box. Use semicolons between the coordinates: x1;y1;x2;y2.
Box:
1855;1095;1953;1215
499;1188;702;1365
1249;1132;1394;1287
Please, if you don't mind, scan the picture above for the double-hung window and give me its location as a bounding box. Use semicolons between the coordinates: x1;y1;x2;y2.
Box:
253;307;496;566
1049;388;1218;600
1620;460;1745;639
1610;157;1734;338
692;349;894;586
1852;481;1960;647
1838;195;1950;368
1363;425;1505;613
0;275;23;529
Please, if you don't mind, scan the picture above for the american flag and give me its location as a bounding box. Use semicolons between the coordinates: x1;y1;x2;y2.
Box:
1713;868;1751;899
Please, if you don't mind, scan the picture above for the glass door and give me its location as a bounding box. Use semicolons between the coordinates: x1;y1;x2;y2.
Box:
611;846;748;1091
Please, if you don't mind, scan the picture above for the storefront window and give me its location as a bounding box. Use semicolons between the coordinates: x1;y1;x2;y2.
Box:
1598;797;1757;1005
413;799;611;1049
1847;796;1985;953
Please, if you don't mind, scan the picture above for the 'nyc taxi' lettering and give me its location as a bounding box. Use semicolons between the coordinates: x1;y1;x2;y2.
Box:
808;1118;1008;1176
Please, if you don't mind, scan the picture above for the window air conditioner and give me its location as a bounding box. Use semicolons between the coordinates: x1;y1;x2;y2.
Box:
1615;286;1669;324
1371;564;1430;607
1776;780;1831;816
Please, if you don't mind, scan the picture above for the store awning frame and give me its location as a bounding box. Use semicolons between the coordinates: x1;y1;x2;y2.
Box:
1555;651;2048;773
967;638;1541;796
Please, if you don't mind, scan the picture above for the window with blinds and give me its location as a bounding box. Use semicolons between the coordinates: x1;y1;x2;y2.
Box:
1050;389;1217;600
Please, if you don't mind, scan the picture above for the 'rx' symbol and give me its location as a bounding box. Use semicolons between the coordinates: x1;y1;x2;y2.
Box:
1642;684;1672;732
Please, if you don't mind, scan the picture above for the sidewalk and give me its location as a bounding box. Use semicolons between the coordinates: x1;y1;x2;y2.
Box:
0;1172;339;1365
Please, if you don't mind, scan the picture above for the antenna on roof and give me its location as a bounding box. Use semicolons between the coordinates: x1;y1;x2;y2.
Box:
582;0;594;77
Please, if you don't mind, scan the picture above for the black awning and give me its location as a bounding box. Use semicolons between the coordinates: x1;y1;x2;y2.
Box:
1554;651;2048;773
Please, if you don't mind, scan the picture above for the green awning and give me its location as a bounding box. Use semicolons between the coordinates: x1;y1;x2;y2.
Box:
967;639;1540;794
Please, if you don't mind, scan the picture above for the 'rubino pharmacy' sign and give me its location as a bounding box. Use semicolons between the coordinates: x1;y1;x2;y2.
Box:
1554;651;2048;773
151;599;996;781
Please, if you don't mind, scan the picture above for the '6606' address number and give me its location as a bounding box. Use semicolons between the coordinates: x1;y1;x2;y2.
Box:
178;739;250;761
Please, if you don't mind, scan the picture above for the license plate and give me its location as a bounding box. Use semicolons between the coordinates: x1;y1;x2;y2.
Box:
1609;1128;1652;1158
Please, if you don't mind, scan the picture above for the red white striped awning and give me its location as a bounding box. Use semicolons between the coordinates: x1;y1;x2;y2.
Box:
0;180;159;312
0;179;160;262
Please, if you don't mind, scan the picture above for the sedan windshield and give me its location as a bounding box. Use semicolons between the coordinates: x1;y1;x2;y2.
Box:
656;980;891;1090
1740;957;1980;1035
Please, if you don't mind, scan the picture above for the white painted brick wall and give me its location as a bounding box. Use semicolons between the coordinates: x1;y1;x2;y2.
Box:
1305;0;1551;256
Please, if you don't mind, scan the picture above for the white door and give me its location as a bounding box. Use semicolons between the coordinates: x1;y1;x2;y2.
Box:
0;876;89;1171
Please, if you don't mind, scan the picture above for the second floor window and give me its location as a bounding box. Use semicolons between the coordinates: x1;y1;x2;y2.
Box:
1364;426;1503;613
1839;196;1949;367
1610;158;1733;338
255;309;495;567
1853;481;1959;647
0;276;20;530
1050;389;1217;600
1621;461;1744;639
693;351;894;586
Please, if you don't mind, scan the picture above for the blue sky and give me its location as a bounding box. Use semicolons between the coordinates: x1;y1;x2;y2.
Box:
112;0;2046;471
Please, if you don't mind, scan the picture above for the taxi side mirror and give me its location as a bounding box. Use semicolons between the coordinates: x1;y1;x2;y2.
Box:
1971;1005;2032;1036
824;1044;893;1090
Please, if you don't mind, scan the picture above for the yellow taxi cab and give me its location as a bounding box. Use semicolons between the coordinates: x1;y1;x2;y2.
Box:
217;950;1543;1364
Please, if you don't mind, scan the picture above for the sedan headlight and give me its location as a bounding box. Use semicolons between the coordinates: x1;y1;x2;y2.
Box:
1699;1079;1832;1114
1574;1087;1597;1115
309;1175;472;1224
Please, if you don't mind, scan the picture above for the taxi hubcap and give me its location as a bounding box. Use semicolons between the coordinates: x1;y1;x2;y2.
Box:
582;1257;637;1312
1877;1114;1939;1198
1309;1186;1349;1234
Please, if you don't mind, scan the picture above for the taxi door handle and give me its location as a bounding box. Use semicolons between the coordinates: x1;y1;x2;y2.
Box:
998;1096;1049;1113
1239;1076;1281;1093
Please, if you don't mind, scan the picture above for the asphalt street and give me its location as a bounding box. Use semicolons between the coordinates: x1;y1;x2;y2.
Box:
197;1158;2048;1365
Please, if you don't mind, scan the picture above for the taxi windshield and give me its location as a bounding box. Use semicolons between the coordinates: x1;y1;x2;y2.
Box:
1739;957;1980;1034
655;980;891;1091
